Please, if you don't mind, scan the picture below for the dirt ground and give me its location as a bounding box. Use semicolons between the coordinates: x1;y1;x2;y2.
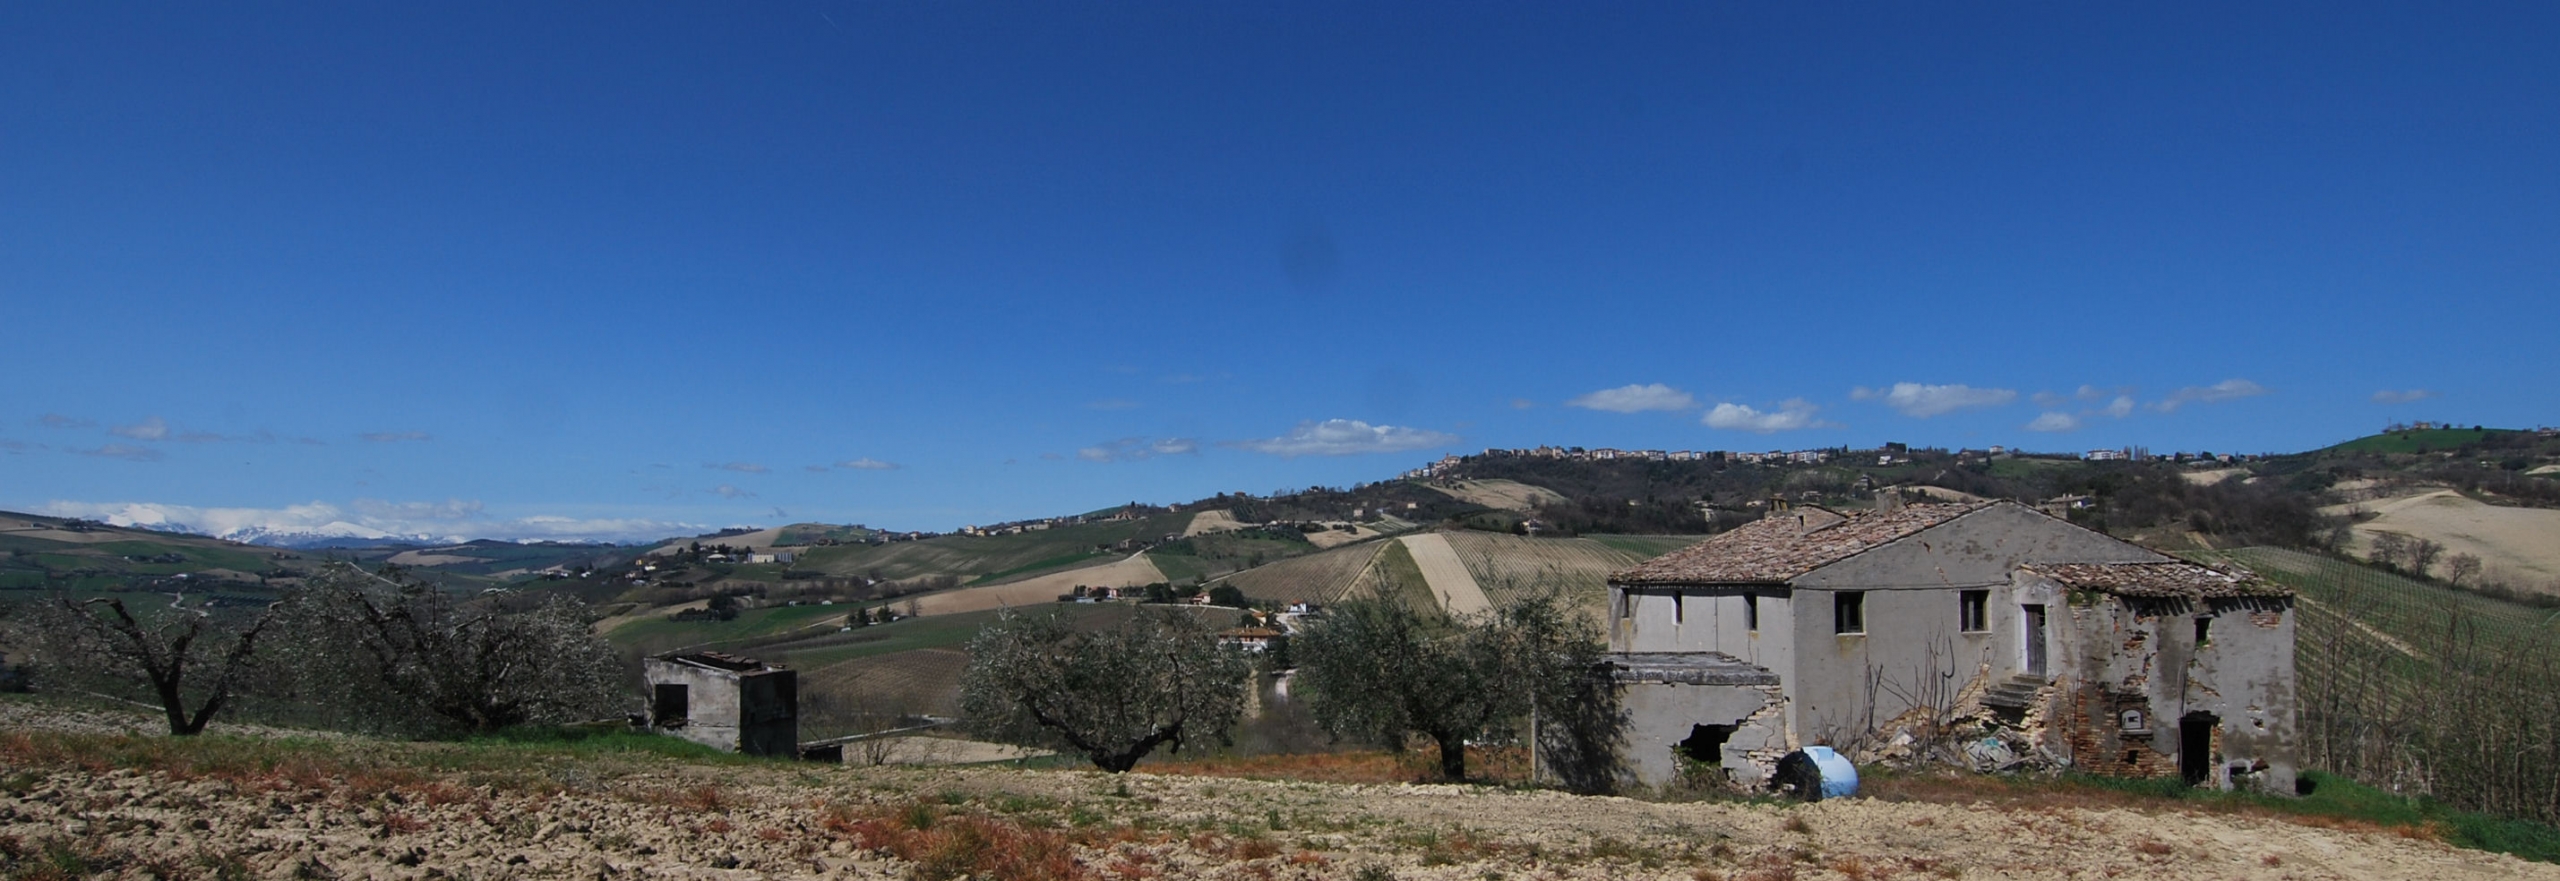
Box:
3;724;2553;881
1184;509;1245;536
1428;479;1566;512
2182;468;2249;486
912;554;1167;615
1399;534;1491;616
2327;489;2560;590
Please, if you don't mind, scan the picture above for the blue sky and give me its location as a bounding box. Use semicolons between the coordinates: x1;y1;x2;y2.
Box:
4;3;2554;542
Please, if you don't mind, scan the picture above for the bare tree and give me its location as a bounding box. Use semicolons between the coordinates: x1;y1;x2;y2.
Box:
274;565;628;735
960;607;1250;772
2368;532;2408;570
2446;553;2484;588
2408;538;2446;580
29;594;276;735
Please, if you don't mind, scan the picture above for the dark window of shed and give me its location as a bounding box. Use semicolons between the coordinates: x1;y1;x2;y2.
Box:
1744;594;1760;632
2195;615;2213;646
652;683;689;726
1960;590;1989;632
1834;591;1866;635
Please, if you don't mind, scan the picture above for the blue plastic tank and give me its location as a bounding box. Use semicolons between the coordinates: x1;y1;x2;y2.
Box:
1803;746;1860;799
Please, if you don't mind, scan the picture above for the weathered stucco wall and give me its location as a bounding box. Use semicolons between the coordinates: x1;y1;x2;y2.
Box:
1613;589;1788;666
644;658;747;752
643;659;800;757
2040;574;2297;793
1615;681;1789;789
1783;508;2163;742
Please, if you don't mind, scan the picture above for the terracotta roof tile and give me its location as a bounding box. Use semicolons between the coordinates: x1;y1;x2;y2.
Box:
1610;502;1993;586
2027;561;2290;599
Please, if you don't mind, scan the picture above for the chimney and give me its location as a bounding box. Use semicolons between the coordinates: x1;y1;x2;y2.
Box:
1878;489;1904;513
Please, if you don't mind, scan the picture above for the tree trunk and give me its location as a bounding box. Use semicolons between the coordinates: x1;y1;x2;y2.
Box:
1434;730;1467;781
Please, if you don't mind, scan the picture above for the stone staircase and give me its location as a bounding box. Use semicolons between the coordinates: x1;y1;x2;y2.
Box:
1981;675;2049;712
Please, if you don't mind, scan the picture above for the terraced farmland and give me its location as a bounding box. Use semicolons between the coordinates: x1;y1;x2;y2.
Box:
1441;532;1698;621
1221;541;1386;606
798;646;972;736
786;513;1197;583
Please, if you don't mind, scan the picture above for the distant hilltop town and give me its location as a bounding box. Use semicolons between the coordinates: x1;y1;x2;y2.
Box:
1401;443;2251;481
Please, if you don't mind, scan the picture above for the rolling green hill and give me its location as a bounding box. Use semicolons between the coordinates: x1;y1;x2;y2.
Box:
786;513;1202;584
0;512;302;594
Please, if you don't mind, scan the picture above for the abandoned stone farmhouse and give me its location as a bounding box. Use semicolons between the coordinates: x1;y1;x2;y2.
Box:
1594;500;2296;794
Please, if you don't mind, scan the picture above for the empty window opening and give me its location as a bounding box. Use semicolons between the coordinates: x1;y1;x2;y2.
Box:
1959;589;1989;632
1677;723;1738;766
1674;593;1685;625
1834;591;1866;635
652;683;690;726
1744;595;1760;632
2194;615;2213;646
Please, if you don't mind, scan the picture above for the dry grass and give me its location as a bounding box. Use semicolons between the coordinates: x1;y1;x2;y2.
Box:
1146;744;1530;786
824;799;1092;881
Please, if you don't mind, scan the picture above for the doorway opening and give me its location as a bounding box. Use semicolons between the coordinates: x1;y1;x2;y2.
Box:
2180;712;2220;786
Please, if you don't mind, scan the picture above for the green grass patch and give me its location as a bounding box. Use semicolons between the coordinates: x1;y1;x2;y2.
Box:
2322;427;2514;455
969;550;1112;585
605;602;854;655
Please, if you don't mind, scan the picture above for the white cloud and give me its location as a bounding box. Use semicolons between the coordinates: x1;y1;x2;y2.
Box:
2099;395;2135;418
1077;436;1202;463
1225;419;1460;457
2025;412;2081;432
359;430;431;443
711;484;757;499
1850;383;2018;418
1702;399;1835;433
830;456;900;470
79;444;163;462
110;416;169;441
38;499;705;544
2153;379;2269;413
1565;383;1697;414
707;461;769;473
1511;398;1535;410
37;414;94;429
2372;389;2437;404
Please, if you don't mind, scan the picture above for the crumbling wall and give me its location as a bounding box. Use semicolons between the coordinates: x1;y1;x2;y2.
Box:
2052;592;2296;793
1612;680;1789;791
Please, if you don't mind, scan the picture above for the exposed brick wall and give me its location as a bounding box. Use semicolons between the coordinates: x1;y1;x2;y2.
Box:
2063;684;2178;779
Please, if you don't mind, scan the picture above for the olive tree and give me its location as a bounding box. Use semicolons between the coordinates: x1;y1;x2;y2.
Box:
1293;590;1609;782
25;593;277;735
959;607;1250;772
272;564;628;736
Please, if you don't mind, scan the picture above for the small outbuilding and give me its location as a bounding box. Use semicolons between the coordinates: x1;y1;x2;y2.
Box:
643;651;799;757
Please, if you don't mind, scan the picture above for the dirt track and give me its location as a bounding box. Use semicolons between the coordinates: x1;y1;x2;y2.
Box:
912;554;1167;615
